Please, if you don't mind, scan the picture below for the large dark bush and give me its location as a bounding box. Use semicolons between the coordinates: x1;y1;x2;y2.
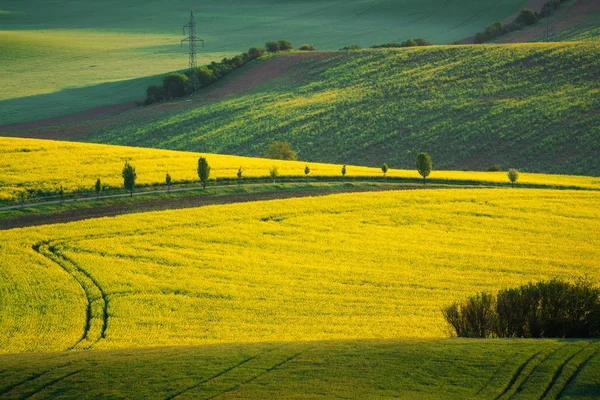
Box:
516;9;538;26
145;85;166;105
278;40;293;51
162;73;189;99
443;279;600;338
266;41;280;52
247;46;265;60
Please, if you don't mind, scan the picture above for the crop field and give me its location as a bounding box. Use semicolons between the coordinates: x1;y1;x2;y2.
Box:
1;338;599;399
68;42;600;175
2;137;599;201
0;0;530;124
1;189;599;353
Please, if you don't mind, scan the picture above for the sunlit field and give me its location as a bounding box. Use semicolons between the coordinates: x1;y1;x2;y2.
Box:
1;189;598;353
2;137;599;201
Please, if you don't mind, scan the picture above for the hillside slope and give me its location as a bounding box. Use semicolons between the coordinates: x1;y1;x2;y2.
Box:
0;0;530;124
37;42;599;175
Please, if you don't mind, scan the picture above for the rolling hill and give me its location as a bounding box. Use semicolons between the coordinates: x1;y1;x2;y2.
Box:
14;42;598;175
0;0;533;124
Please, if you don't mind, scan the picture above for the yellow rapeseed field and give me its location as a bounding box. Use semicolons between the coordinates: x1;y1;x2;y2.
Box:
1;188;598;353
1;137;599;201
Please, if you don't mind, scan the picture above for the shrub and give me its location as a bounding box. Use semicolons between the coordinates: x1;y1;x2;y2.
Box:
516;9;538;26
278;40;293;51
247;47;265;60
474;22;507;44
487;163;502;172
372;39;432;49
165;173;172;192
95;178;102;199
381;163;388;179
442;292;497;338
266;41;280;52
299;44;315;51
264;142;297;160
162;73;189;99
443;279;600;338
193;66;217;86
269;166;279;183
145;85;166;105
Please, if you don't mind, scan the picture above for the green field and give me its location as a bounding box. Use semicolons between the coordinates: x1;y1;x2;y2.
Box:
0;0;531;124
1;339;598;399
66;42;600;175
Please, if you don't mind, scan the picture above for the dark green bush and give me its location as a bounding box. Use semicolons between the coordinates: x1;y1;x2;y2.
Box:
443;279;600;338
299;44;315;51
278;40;293;51
247;47;265;60
266;41;280;52
371;39;432;48
516;9;538;26
487;163;503;172
145;85;166;105
162;73;189;99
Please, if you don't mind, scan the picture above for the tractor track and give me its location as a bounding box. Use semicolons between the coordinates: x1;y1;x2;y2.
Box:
32;241;109;349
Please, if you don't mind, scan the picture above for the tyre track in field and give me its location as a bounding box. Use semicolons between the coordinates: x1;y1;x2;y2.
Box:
492;347;550;400
0;363;72;399
165;354;263;400
556;345;599;399
21;369;83;400
32;241;109;350
540;342;595;400
205;351;303;400
506;344;567;399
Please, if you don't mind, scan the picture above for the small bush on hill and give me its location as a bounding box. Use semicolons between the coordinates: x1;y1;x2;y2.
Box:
264;142;297;160
247;47;265;59
475;22;507;44
516;9;538;26
266;41;280;52
299;44;316;51
278;40;294;51
443;279;600;338
487;163;502;172
372;39;432;48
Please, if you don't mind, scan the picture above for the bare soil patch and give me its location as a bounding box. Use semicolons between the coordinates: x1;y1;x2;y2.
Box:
0;185;425;230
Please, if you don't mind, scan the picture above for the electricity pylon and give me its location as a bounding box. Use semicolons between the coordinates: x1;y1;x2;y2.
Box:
181;10;205;94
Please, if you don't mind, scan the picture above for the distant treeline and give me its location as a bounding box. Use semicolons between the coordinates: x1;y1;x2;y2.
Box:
340;39;432;50
475;0;570;43
145;40;314;105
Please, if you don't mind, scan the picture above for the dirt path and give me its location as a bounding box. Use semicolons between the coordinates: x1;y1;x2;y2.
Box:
0;52;330;138
457;0;549;44
0;185;428;230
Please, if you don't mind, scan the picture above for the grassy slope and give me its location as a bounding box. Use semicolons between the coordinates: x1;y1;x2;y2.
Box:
0;0;529;124
1;189;599;353
2;137;599;202
72;42;600;176
0;339;598;399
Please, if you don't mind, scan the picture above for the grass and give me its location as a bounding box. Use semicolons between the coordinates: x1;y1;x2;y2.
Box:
1;189;599;353
2;137;599;202
67;42;600;176
0;0;531;124
0;338;598;399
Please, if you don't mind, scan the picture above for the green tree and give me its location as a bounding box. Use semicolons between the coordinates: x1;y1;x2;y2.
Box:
247;47;265;60
197;157;211;189
341;164;347;180
269;166;279;183
264;142;297;160
95;178;102;199
299;44;315;51
18;191;27;208
165;173;172;193
162;73;189;99
508;168;519;188
122;161;137;196
237;166;243;185
416;153;432;183
304;165;311;182
59;185;64;203
381;163;388;180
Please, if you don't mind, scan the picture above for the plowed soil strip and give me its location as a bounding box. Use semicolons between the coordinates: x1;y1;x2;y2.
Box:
0;186;435;230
